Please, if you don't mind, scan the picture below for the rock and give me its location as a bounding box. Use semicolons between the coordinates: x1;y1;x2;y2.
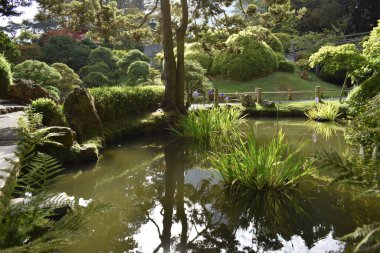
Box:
262;100;276;108
7;79;57;104
43;126;76;148
79;145;99;162
241;94;256;108
64;88;102;139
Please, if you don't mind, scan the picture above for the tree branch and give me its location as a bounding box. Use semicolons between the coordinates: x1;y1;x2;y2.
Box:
138;0;159;28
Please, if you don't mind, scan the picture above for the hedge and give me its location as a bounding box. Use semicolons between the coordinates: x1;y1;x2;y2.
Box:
28;98;67;127
89;85;164;123
278;61;296;73
0;54;12;98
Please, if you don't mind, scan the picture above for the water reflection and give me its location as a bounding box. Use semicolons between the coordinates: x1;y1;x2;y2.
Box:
51;120;380;253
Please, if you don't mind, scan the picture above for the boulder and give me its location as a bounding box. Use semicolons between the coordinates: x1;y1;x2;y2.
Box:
64;88;102;139
241;95;256;108
262;100;276;108
43;126;76;148
7;79;56;104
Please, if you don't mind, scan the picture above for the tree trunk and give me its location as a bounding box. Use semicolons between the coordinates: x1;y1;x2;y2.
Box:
160;0;177;111
339;73;349;102
175;0;189;113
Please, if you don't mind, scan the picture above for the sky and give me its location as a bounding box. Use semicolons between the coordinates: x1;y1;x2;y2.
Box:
0;2;39;27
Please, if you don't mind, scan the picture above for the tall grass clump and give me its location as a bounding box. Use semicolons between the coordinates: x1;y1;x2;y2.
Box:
210;131;314;191
169;106;243;146
305;103;341;122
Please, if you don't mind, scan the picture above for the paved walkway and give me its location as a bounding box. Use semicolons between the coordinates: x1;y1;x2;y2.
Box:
0;111;23;189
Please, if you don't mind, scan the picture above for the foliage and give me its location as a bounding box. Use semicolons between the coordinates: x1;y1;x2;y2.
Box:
0;0;31;17
169;107;243;147
293;31;340;59
347;73;380;116
79;61;110;79
83;72;110;87
117;49;149;72
274;32;291;52
211;28;278;81
363;20;380;73
51;63;82;95
89;85;164;123
184;60;211;104
88;47;118;69
0;54;12;98
0;115;108;252
41;35;94;72
28;98;67;127
278;60;295;73
126;60;150;84
184;43;213;73
210;130;314;191
13;60;62;87
0;31;20;62
305;102;341;122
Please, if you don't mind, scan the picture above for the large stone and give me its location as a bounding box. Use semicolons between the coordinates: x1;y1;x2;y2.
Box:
43;126;76;148
262;99;276;108
241;94;256;108
64;88;102;139
7;79;56;104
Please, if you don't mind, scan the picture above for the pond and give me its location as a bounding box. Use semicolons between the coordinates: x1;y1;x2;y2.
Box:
52;118;380;253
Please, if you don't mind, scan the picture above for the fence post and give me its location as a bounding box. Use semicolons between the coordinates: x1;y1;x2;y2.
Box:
214;89;219;107
256;88;262;103
315;86;321;99
287;87;292;100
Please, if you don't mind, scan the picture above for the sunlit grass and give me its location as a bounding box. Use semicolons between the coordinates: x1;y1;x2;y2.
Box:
305;102;341;122
210;130;314;191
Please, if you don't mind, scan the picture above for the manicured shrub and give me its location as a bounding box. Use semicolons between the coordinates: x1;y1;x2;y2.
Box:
83;72;110;87
51;63;82;94
211;32;278;81
185;60;211;105
0;54;12;98
79;61;110;78
347;73;380;115
117;49;150;72
127;61;150;83
184;43;213;73
278;60;296;73
13;60;62;87
274;32;291;52
89;85;164;123
243;26;284;54
28;98;67;126
89;46;118;68
275;51;286;61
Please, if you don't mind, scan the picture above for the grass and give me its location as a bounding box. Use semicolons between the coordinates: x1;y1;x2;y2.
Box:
210;130;314;191
212;69;341;101
169;107;243;146
305;102;341;121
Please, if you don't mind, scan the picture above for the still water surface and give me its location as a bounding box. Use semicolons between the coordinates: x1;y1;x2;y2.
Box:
52;119;380;253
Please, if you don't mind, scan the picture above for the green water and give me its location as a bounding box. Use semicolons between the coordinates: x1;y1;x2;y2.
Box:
52;118;380;252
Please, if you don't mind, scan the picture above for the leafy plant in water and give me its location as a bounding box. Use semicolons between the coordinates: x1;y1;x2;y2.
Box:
210;130;314;191
317;148;380;252
169;106;244;147
305;102;341;122
0;115;109;252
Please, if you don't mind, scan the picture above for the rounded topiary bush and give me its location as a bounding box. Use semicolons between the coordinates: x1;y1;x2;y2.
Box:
117;49;150;72
278;61;296;73
83;72;110;87
0;54;12;98
13;60;62;87
51;63;82;94
29;98;67;126
184;43;213;73
127;61;150;83
89;47;118;68
211;32;278;81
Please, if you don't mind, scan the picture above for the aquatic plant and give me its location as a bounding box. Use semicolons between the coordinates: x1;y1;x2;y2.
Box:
305;102;341;122
169;106;244;146
210;130;314;191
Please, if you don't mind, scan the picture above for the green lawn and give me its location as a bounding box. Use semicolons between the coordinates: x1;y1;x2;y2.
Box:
212;70;342;101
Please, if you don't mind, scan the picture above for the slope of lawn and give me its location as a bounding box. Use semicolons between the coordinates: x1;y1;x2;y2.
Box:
212;69;342;100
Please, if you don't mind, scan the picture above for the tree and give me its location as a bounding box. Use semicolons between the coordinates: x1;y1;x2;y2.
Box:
0;0;31;17
0;31;20;62
309;44;367;101
363;20;380;73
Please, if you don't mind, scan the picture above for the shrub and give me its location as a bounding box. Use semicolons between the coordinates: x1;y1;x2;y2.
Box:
278;60;296;73
274;32;291;52
117;49;150;72
305;103;341;122
0;54;12;98
347;73;380;115
51;63;82;94
242;26;284;54
89;85;164;123
184;43;213;73
13;60;62;87
83;72;110;87
210;131;314;191
0;31;20;62
79;61;110;78
127;61;150;83
89;46;118;68
185;60;211;105
28;98;67;126
169;107;243;146
211;35;278;81
363;20;380;72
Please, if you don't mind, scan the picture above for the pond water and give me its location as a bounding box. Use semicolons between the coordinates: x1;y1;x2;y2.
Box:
52;118;380;253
